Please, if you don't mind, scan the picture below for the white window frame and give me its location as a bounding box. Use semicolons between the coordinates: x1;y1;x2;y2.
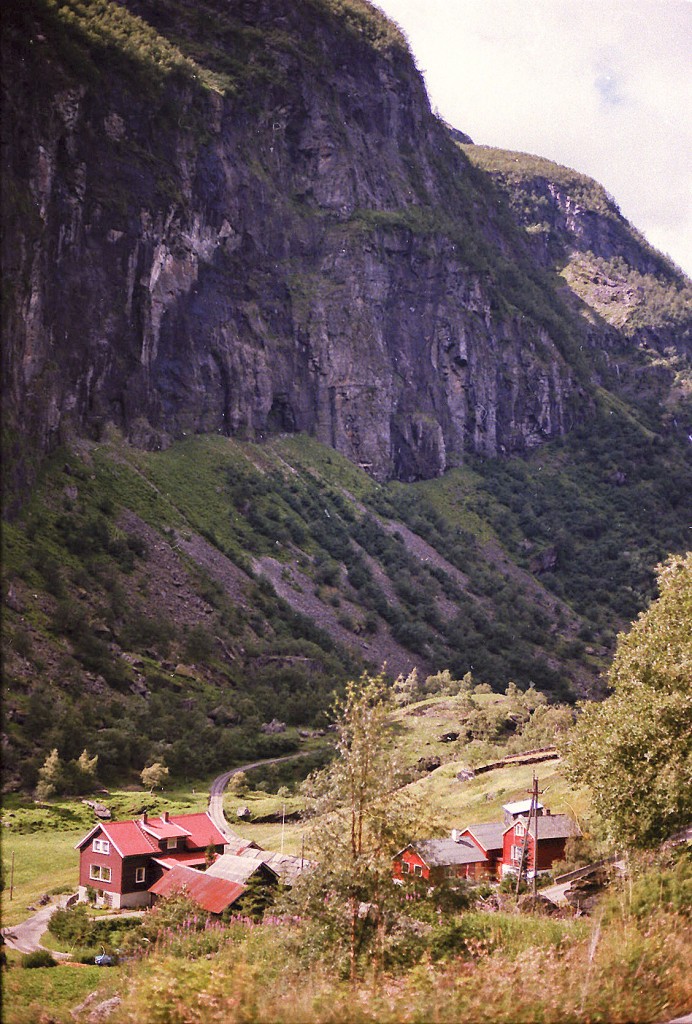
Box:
166;838;177;850
515;824;525;838
135;866;146;884
93;839;110;854
89;864;112;883
413;864;423;877
401;861;409;873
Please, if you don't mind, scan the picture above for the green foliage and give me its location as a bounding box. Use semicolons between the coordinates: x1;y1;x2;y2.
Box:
35;747;100;799
48;904;140;951
566;554;692;847
141;762;169;793
47;0;232;94
462;145;621;220
625;850;692;919
283;672;431;978
21;949;57;968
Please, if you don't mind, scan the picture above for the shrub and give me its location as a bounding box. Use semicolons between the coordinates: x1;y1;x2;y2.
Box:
22;949;56;968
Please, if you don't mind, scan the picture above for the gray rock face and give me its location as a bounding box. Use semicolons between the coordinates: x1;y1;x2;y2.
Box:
0;0;605;490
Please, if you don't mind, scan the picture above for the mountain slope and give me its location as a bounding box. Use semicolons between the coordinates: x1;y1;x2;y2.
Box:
0;0;607;491
2;0;691;793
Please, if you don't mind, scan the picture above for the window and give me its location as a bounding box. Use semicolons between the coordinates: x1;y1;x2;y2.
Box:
515;824;525;837
413;864;423;877
93;839;110;854
401;861;410;873
89;865;112;882
135;867;146;884
166;838;177;850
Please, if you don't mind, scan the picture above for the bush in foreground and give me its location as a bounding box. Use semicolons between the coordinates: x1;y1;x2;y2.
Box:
21;950;56;969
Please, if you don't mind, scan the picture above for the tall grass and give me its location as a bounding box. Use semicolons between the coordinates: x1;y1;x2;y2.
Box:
111;908;691;1023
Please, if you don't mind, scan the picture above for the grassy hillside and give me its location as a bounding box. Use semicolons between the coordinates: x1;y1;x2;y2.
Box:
3;407;690;793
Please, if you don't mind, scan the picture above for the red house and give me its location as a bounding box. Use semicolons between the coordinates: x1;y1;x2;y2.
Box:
396;806;581;886
75;811;226;909
393;839;487;883
501;811;580;879
454;823;506;879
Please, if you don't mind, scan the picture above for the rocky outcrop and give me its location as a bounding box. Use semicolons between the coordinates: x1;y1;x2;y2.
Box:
4;1;688;497
2;0;589;493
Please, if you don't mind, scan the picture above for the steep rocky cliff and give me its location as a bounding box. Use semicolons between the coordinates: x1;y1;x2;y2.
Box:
2;0;690;500
463;146;692;411
3;0;587;491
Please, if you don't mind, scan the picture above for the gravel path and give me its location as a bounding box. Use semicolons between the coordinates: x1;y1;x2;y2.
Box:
1;894;75;955
208;752;314;839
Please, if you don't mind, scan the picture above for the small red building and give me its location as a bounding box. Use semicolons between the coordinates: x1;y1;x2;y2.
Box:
149;863;246;914
393;839;487;883
501;812;580;879
454;823;506;879
75;811;226;909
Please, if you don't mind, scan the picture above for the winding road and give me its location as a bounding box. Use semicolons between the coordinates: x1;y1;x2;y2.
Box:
208;752;313;838
1;894;75;955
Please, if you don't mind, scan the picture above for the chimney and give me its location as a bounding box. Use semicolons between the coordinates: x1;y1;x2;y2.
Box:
545;808;551;816
163;811;169;823
451;829;459;842
142;812;148;824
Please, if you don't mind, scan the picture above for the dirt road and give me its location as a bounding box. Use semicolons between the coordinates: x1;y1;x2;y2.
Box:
208;752;314;838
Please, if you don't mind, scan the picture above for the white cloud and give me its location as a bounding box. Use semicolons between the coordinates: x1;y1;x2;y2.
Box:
376;0;692;276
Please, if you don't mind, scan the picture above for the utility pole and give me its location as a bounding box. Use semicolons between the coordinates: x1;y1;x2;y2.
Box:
530;774;539;897
515;774;543;900
10;851;15;900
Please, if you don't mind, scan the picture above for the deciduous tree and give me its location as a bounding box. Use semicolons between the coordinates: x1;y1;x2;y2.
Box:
35;748;64;800
286;672;430;978
141;761;169;793
565;554;692;848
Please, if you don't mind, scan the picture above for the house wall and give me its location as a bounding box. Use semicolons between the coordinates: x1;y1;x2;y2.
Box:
121;855;156;894
430;862;484;883
393;849;429;880
79;835;123;896
501;827;568;876
535;837;567;871
458;831;497;878
117;890;153;910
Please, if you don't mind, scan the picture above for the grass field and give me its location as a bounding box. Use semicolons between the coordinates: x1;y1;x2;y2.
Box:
1;831;82;928
408;758;590;832
2;963;120;1024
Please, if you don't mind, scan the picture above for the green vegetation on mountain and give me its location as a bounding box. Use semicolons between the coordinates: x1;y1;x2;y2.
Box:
566;553;692;847
3;397;690;793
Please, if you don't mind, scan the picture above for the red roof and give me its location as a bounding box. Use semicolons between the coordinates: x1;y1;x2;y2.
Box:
149;864;246;914
76;812;226;857
75;820;160;857
169;813;226;849
141;820;191;840
153;853;209;870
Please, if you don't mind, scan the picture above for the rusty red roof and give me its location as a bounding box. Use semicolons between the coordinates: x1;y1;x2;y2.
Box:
170;812;226;850
149;864;246;914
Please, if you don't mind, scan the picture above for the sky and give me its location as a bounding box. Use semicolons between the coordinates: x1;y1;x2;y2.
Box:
376;0;692;278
